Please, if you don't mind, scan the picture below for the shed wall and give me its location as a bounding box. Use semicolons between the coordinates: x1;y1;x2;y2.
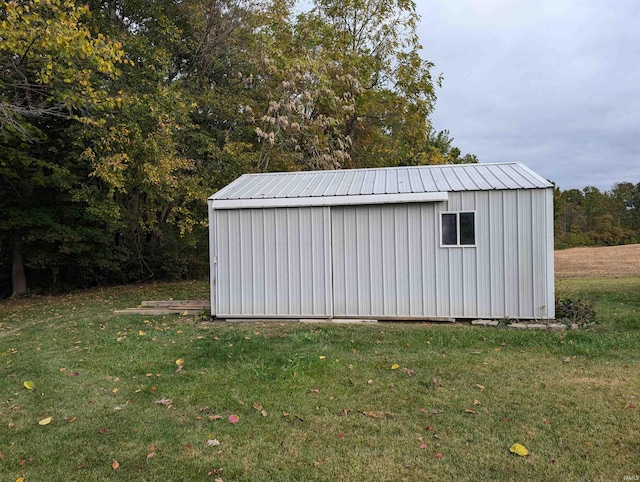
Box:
211;188;554;319
213;207;332;317
331;189;553;319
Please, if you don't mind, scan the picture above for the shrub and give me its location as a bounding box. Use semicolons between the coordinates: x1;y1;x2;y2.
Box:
555;297;598;327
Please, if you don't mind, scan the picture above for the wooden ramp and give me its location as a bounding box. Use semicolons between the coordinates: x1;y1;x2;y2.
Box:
114;300;210;316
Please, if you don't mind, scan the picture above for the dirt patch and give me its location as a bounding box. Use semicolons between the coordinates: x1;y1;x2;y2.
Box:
555;244;640;278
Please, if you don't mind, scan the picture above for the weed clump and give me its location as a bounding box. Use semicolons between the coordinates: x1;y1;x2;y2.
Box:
555;297;598;327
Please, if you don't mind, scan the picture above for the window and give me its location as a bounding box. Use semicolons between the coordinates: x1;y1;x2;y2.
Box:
441;212;475;247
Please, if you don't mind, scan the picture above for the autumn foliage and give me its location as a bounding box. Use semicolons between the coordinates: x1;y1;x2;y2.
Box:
0;0;473;297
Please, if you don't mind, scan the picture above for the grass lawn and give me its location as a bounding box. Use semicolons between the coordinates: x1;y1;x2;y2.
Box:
1;278;639;481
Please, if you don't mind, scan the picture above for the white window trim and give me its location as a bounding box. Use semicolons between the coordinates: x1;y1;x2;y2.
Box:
440;211;477;248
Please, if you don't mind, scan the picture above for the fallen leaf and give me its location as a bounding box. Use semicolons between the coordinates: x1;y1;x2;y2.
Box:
543;419;551;424
207;439;221;447
154;398;173;406
464;408;476;414
562;357;571;364
435;453;443;459
16;478;24;482
261;410;267;417
625;403;636;409
319;356;326;360
391;363;400;370
112;388;119;394
112;460;120;469
176;358;184;365
509;443;529;456
139;330;146;336
209;415;223;421
23;381;35;390
38;416;52;425
252;402;263;411
147;452;155;459
228;414;239;424
419;444;428;449
473;400;481;406
310;388;321;393
476;384;485;391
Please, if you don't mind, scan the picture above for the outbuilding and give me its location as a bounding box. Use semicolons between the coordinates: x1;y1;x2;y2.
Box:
208;162;554;320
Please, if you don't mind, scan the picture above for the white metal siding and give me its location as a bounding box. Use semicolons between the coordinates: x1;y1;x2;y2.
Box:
211;187;554;320
214;207;331;317
330;190;554;319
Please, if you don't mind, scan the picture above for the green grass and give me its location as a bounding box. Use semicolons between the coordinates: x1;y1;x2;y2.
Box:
1;279;639;481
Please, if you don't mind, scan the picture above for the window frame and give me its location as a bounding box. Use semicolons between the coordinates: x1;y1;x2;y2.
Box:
440;211;477;248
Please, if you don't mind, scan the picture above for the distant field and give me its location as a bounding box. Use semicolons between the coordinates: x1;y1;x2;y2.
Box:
555;244;640;278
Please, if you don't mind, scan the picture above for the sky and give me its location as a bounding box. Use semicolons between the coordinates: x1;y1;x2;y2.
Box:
416;0;640;190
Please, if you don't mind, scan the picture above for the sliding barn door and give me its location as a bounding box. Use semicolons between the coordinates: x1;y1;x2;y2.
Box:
214;207;332;318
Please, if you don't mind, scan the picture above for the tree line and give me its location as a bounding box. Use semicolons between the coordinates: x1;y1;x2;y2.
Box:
554;183;640;249
4;1;630;299
1;0;478;297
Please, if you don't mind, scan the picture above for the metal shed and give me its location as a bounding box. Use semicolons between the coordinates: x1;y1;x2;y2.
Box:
208;162;554;320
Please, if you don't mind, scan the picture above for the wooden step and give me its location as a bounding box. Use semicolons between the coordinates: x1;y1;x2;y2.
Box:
114;300;210;316
140;300;209;308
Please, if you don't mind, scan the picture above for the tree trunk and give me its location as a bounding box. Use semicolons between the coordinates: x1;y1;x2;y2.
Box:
11;231;27;298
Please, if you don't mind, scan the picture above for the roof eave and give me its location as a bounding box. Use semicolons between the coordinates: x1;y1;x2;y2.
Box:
209;191;449;209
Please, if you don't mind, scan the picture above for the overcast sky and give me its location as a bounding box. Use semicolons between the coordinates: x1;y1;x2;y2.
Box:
416;0;640;191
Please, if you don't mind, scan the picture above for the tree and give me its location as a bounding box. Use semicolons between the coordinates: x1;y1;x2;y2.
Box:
0;0;125;139
246;0;455;171
0;0;124;296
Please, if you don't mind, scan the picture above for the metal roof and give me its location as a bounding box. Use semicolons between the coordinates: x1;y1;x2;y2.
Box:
209;162;552;209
